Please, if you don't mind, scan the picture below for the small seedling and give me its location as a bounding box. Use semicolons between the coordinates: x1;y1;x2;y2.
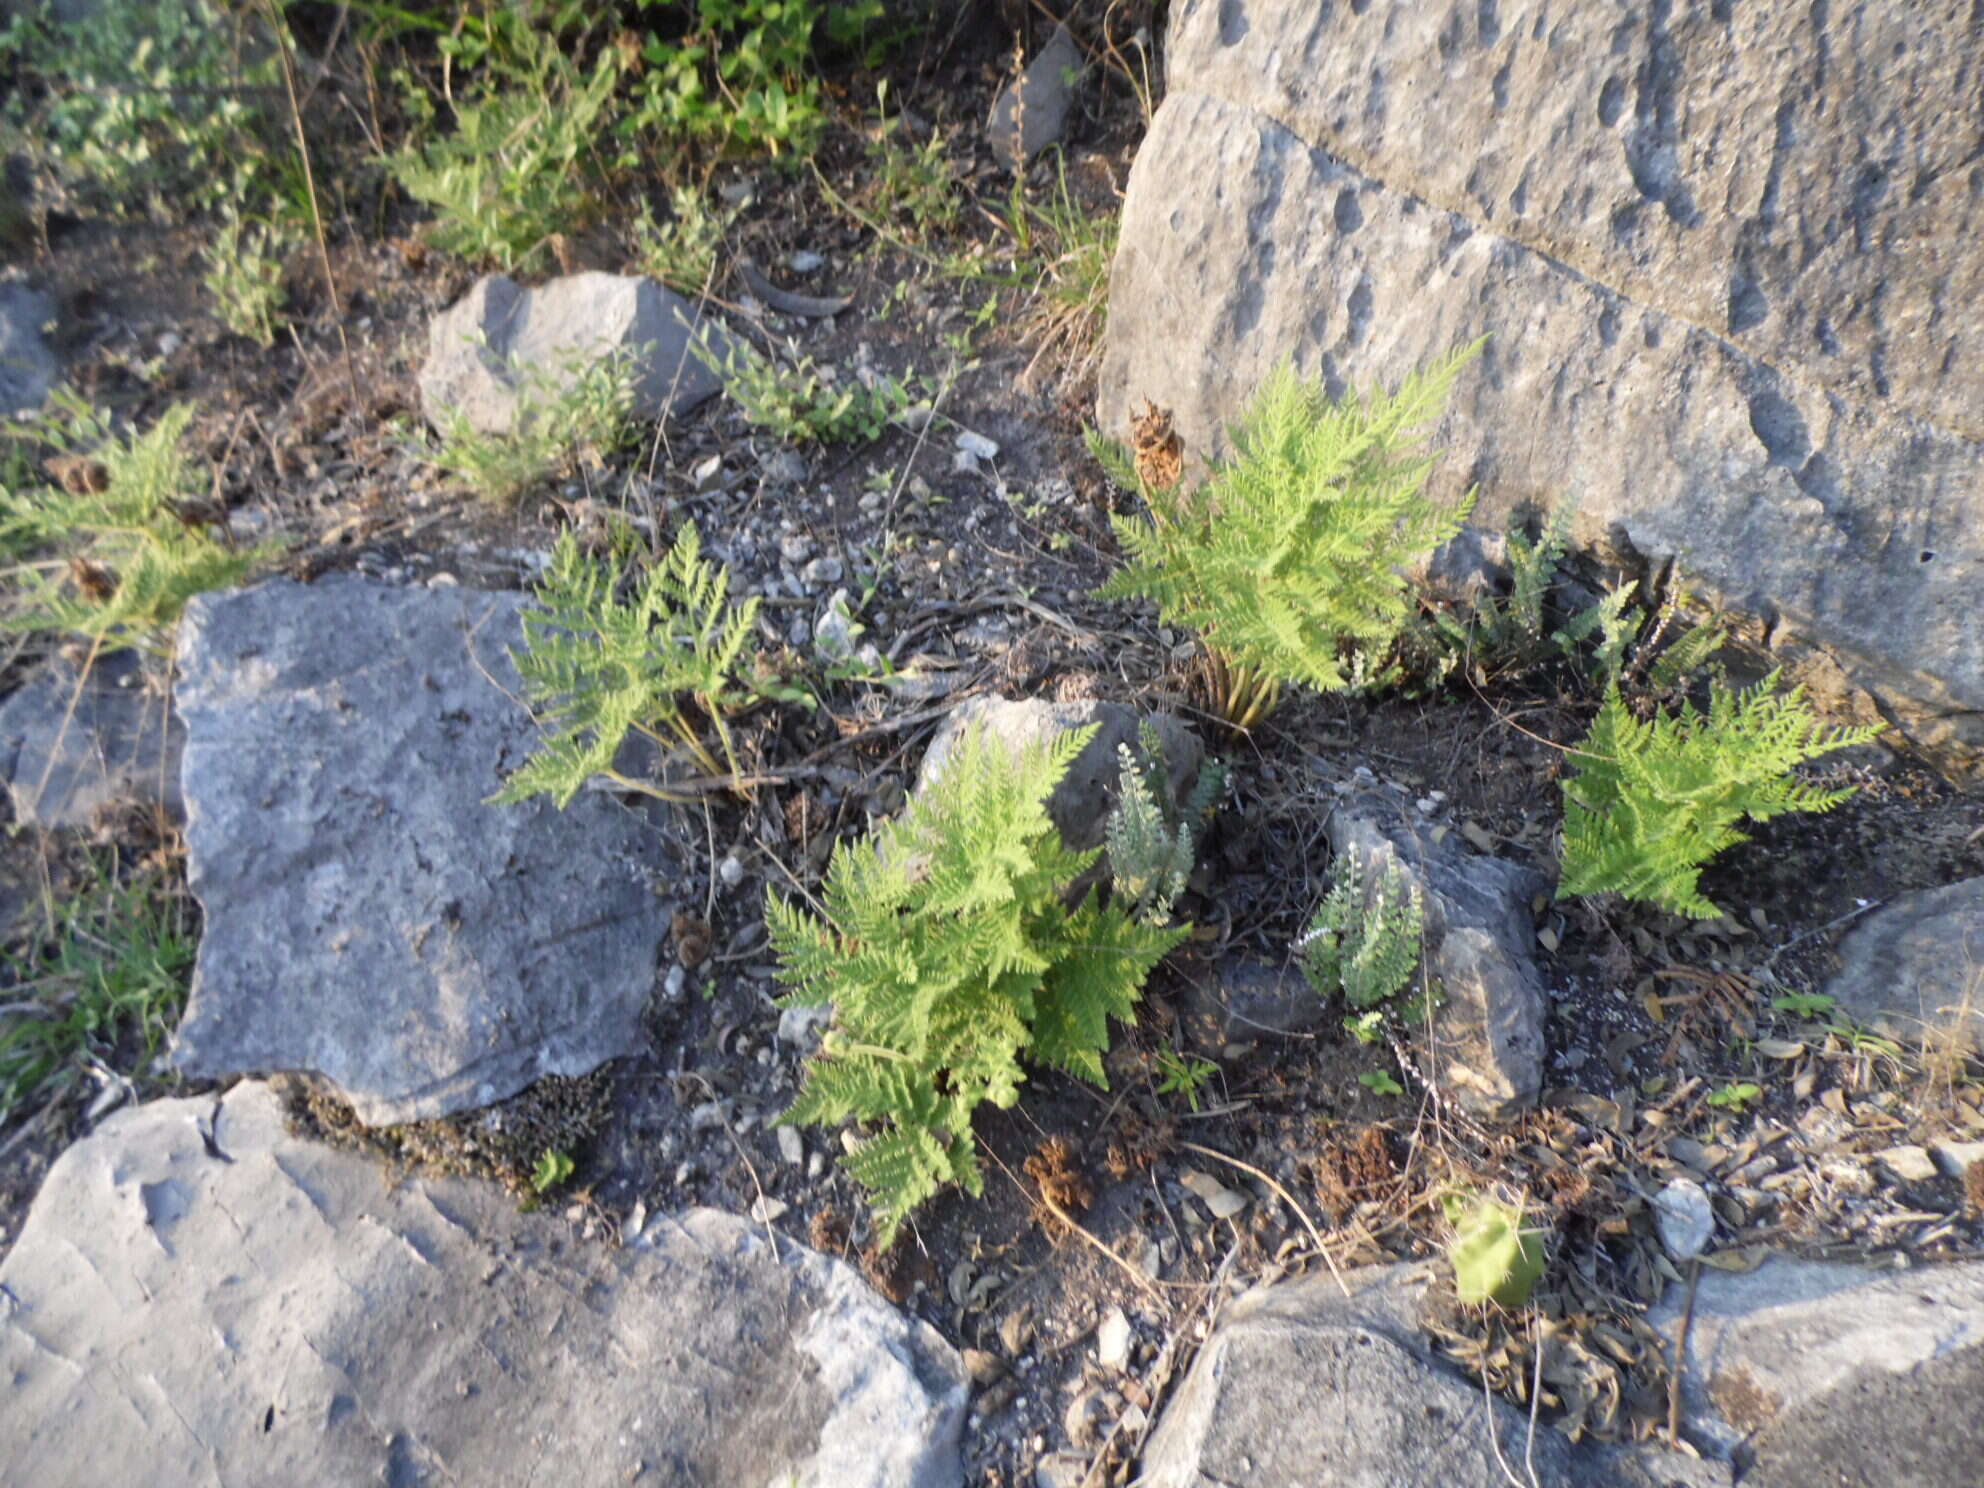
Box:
1771;991;1836;1019
530;1148;575;1194
1358;1069;1404;1097
1447;1195;1547;1307
1706;1080;1762;1113
1154;1048;1218;1112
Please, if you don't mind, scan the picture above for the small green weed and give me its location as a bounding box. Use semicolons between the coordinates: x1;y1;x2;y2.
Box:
1154;1047;1218;1112
1;866;198;1128
863;86;959;238
1301;852;1427;1025
204;214;295;347
1706;1080;1763;1113
1103;724;1224;926
707;337;916;446
1358;1069;1404;1097
1771;991;1836;1019
493;520;760;807
996;157;1119;388
530;1148;576;1194
427;350;636;506
632;185;733;296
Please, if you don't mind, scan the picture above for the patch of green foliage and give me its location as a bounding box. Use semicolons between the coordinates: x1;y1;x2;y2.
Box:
492;521;759;807
1154;1047;1217;1112
204;214;295;347
2;396;270;650
633;184;734;295
706;336;917;446
390;23;625;270
863;85;959;238
529;1148;576;1193
1706;1080;1762;1113
0;0;288;219
426;349;637;505
1;865;198;1129
767;723;1186;1243
1558;667;1882;920
1300;850;1428;1039
1093;341;1482;725
1446;1193;1547;1307
1103;724;1224;926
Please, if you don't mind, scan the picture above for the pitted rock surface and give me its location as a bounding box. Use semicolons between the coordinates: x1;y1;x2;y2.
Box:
0;1084;969;1488
169;577;671;1124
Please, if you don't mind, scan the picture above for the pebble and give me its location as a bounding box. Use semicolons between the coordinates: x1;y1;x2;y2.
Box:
689;1101;729;1133
778;1003;831;1049
426;572;460;589
692;454;724;492
778;531;816;564
961;1348;1007;1387
765;450;809;487
1874;1144;1940;1184
777;1125;804;1166
801;555;844;587
662;964;687;1002
1653;1177;1715;1261
1931;1139;1984;1177
749;1196;789;1224
718;853;745;887
787;249;825;273
1179;1170;1248;1219
955;429;1000;462
1096;1305;1131;1371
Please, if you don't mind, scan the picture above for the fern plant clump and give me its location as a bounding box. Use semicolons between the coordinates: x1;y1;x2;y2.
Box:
492;522;758;808
1103;724;1225;926
768;723;1186;1242
1300;851;1427;1039
1095;340;1483;727
2;397;267;648
1558;672;1882;920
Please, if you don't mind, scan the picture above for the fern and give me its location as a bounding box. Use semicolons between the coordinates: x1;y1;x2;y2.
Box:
1300;850;1427;1015
1104;724;1225;925
770;723;1186;1243
2;397;268;649
492;521;759;807
1559;673;1883;919
1096;342;1482;722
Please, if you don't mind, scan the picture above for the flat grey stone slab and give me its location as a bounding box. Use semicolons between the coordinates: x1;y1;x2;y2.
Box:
0;648;183;827
1823;877;1984;1058
419;271;729;436
169;577;672;1124
0;280;56;414
986;22;1083;170
0;1084;969;1488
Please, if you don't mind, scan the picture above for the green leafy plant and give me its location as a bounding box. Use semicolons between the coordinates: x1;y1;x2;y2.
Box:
427;349;636;505
996;155;1119;389
0;0;287;219
864;85;958;238
204;214;294;347
633;185;733;295
2;396;270;649
1357;1069;1404;1097
1154;1047;1218;1113
706;336;916;446
1300;851;1427;1025
1770;991;1836;1019
1706;1080;1762;1113
1;865;198;1128
492;521;760;808
530;1148;576;1194
390;26;624;270
767;723;1186;1242
1558;671;1883;920
1103;724;1225;926
1094;341;1482;728
1446;1194;1547;1307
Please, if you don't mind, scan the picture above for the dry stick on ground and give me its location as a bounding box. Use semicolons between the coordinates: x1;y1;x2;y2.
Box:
1177;1139;1352;1298
261;0;359;412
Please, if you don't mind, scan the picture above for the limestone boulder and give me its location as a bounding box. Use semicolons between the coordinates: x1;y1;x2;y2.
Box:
419;271;729;436
1100;2;1984;777
1822;877;1984;1057
169;577;673;1124
0;1084;969;1487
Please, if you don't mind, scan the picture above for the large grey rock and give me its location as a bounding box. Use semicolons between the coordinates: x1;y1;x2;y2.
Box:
1648;1256;1984;1481
1328;791;1547;1121
916;695;1203;859
986;23;1085;170
1101;3;1984;778
419;272;729;436
169;578;672;1124
0;280;56;413
1822;877;1984;1058
1140;1262;1727;1488
0;649;183;827
0;1083;969;1488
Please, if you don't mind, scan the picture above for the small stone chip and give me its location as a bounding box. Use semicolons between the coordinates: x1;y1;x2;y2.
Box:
1180;1170;1248;1219
1875;1144;1940;1184
1096;1305;1132;1371
1653;1177;1715;1261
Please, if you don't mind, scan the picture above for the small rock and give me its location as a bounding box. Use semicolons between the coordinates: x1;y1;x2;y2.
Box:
1653;1178;1715;1261
955;429;1000;462
802;555;844;588
787;250;825;274
999;1307;1035;1357
765;450;810;487
1034;1451;1089;1488
1930;1139;1984;1178
961;1348;1008;1387
0;281;57;414
778;1003;832;1050
426;572;460;589
0;649;184;828
690;1101;729;1133
1180;1170;1248;1220
985;23;1085;170
718;853;746;887
663;965;687;1003
692;454;724;492
748;1196;789;1224
1825;879;1984;1058
776;1125;804;1167
1096;1306;1132;1371
778;531;817;564
1874;1144;1940;1184
1062;1387;1111;1449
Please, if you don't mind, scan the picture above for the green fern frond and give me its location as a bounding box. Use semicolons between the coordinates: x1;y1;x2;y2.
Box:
1300;851;1426;1012
1098;341;1482;702
1559;674;1882;918
492;521;761;807
771;720;1188;1244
